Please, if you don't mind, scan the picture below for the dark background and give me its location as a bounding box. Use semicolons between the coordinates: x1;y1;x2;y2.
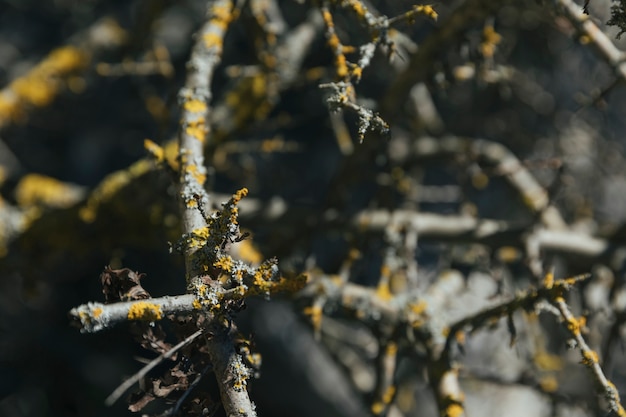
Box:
2;0;626;416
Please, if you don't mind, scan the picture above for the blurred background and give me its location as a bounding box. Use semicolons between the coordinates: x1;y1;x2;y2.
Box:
2;0;626;416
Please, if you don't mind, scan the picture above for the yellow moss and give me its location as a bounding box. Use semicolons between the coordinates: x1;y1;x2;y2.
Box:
127;302;163;321
15;173;84;209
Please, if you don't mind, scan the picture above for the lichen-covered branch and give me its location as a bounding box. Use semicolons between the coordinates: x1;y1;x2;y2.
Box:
177;0;237;285
0;17;127;129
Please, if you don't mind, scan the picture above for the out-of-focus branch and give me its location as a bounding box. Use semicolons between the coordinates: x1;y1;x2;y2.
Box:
552;296;626;416
382;0;508;119
552;0;626;84
0;17;128;129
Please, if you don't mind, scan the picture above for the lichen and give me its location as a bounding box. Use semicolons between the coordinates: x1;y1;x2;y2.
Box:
127;302;163;321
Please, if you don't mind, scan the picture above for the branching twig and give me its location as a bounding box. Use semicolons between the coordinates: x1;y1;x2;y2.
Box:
105;329;204;406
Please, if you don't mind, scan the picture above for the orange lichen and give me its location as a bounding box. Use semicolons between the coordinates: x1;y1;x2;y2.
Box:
127;302;163;321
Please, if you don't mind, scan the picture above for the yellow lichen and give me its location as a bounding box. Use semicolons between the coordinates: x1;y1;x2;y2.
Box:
371;402;384;415
409;300;427;315
203;33;225;50
543;270;554;289
238;239;263;264
79;159;152;223
481;26;502;58
144;138;164;163
538;375;558;393
186;164;206;185
581;349;599;366
183;99;207;113
15;173;84;209
446;403;464;417
127;302;163;321
92;307;103;318
376;280;393;301
303;305;323;331
414;5;438;21
534;352;563;371
214;255;234;272
382;385;396;404
0;45;87;125
185;117;207;142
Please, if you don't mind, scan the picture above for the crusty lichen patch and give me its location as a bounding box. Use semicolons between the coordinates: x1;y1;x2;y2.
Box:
127;301;163;321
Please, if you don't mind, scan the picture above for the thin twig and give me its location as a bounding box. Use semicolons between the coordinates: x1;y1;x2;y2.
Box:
105;329;204;406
